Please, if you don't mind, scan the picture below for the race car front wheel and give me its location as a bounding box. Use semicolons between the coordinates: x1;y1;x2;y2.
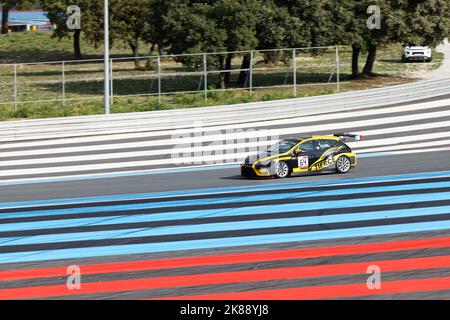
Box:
274;161;290;179
336;156;351;174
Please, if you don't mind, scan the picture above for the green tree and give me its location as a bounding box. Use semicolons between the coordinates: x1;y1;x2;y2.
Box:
349;0;450;77
111;0;150;68
275;0;348;47
400;0;450;47
350;0;396;77
254;2;303;61
230;1;305;86
274;0;354;80
39;0;150;62
276;0;450;77
162;0;261;89
142;0;173;56
39;0;90;59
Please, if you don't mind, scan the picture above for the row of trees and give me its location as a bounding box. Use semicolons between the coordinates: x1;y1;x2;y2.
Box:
3;1;450;86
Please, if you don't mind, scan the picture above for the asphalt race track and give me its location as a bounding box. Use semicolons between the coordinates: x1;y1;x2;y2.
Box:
1;152;450;299
0;151;449;203
0;95;450;299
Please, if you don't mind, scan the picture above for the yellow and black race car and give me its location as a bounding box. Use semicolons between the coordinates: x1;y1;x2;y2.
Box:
241;133;360;179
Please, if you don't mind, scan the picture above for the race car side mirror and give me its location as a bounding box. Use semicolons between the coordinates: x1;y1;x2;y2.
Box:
294;149;302;155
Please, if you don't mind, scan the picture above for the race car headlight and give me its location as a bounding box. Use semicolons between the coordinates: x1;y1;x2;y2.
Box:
255;160;271;168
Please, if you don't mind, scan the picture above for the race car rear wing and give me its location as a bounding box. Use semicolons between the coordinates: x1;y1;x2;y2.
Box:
334;133;363;141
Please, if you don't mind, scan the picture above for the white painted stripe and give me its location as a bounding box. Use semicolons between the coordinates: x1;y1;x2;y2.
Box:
1;131;449;168
3;109;450;158
2;133;450;177
349;132;450;148
0;97;449;146
0;153;253;177
357;139;450;153
359;120;450;136
373;147;450;155
0;148;449;184
0;141;272;167
0;163;238;184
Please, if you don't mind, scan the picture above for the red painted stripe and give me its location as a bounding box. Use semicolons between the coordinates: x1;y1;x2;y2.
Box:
3;235;450;282
163;277;450;300
2;254;450;299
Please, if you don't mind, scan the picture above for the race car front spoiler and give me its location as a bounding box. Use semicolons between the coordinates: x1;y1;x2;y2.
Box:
241;165;271;177
241;165;257;177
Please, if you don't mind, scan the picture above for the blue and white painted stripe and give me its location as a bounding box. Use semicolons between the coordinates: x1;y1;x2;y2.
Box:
0;171;450;264
2;170;450;210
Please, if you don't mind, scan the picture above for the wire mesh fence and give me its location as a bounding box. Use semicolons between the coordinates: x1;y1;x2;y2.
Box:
0;44;418;111
0;46;348;110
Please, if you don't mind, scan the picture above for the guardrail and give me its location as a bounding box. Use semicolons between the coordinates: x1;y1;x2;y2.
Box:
0;76;449;142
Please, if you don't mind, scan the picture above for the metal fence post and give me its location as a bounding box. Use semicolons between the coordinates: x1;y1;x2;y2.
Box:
12;64;18;111
62;62;65;107
336;46;340;93
203;54;208;102
249;51;254;95
157;55;161;104
293;49;297;97
110;58;114;105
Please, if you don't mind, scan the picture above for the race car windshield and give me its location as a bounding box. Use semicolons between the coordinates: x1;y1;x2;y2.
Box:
268;139;298;154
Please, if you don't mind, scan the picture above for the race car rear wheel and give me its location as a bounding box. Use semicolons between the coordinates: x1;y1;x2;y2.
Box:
274;161;290;179
336;156;351;174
